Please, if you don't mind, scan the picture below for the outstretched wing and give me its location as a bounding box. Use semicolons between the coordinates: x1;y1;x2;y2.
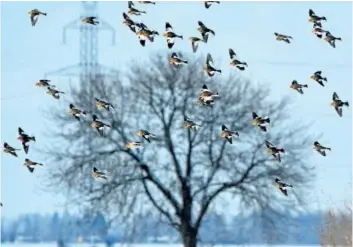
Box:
221;124;228;131
165;22;173;32
128;1;134;8
206;53;213;66
198;21;206;28
229;48;236;60
252;112;258;119
309;9;315;17
332;92;340;101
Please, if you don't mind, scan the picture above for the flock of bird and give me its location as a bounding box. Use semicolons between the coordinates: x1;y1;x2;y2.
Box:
1;2;350;209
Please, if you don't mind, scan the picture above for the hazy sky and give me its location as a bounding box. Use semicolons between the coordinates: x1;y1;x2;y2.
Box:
1;1;352;218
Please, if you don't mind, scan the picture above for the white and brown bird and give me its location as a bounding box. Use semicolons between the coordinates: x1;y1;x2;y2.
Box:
35;79;54;88
24;158;43;173
197;21;215;43
69;104;87;121
229;48;248;71
290;80;308;94
82;16;99;25
163;22;183;49
324;31;342;48
252;112;270;132
28;9;46;26
95;98;115;111
220;125;239;144
128;1;147;15
122;12;140;33
3;142;20;157
198;84;219;107
90;114;111;136
203;53;221;77
308;9;327;25
312;27;327;39
92;167;108;180
275;178;293;196
169;52;188;68
331;92;349;117
313;141;331;156
125;141;143;150
274;32;293;43
136;129;157;143
46;86;65;99
183;116;201;132
310;71;327;87
17;127;35;154
265;140;285;162
189;37;204;53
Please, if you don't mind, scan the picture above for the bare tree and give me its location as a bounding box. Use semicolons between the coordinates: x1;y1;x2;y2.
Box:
42;52;315;247
318;203;352;247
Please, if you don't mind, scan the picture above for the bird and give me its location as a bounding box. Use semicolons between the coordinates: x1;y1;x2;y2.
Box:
203;53;222;77
189;37;204;53
265;140;285;162
252;112;270;132
95;98;115;111
46;86;65;99
82;16;99;25
125;141;143;150
204;1;220;9
183;116;201;132
137;1;156;4
90;114;111;136
128;1;147;15
274;32;293;43
92;167;108;180
310;71;327;87
122;12;140;33
69;104;87;121
290;80;308;94
313;141;331;156
17;127;35;154
23;158;43;173
136;25;159;47
220;125;239;144
199;84;219;106
197;21;215;43
0;203;2;207
308;9;327;24
3;142;20;157
275;178;293;196
312;27;327;39
169;52;188;68
324;31;342;48
331;92;349;117
35;79;54;88
136;129;157;143
229;48;248;71
163;22;183;49
28;9;46;26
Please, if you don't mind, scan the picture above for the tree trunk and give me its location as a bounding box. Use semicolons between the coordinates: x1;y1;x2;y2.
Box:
181;226;198;247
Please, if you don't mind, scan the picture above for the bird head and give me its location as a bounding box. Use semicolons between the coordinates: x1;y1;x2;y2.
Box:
35;82;41;87
251;120;257;126
162;32;168;37
308;18;313;23
322;17;327;21
310;75;315;80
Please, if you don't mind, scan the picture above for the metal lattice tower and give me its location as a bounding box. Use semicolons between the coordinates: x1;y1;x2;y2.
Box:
45;1;118;83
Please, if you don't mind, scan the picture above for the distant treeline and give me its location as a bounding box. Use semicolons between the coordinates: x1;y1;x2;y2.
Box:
1;210;323;245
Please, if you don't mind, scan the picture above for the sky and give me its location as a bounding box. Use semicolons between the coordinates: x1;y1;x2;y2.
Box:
1;1;352;218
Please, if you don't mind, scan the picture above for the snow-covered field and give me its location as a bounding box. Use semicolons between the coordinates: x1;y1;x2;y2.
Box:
1;244;321;247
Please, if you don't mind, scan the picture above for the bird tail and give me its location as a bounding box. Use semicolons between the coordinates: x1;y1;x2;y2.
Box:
322;77;327;81
279;148;285;153
105;124;112;128
30;136;36;142
179;35;183;40
264;117;270;123
287;184;293;188
182;60;188;64
344;101;349;107
142;11;147;14
38;163;43;166
336;37;342;41
82;111;87;115
302;84;308;88
326;147;332;151
217;69;222;73
43;13;47;16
